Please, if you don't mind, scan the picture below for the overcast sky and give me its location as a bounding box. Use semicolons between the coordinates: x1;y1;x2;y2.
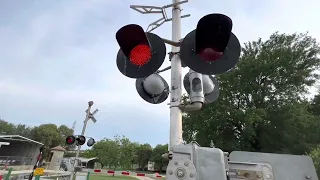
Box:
0;0;319;148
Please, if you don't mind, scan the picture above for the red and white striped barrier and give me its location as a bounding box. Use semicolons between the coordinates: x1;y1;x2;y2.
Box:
121;171;130;175
107;170;115;174
92;169;163;178
154;172;162;178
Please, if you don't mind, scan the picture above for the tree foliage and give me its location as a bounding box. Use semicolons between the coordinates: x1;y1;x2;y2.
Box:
0;119;74;159
309;146;320;177
88;136;155;170
183;32;320;154
136;143;153;169
116;135;139;170
91;138;120;169
0;119;168;170
150;144;168;172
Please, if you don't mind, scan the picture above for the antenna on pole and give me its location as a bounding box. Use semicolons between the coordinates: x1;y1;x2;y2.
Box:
72;121;76;133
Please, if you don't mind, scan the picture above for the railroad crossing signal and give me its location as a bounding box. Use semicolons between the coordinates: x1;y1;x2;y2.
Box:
66;135;76;145
65;135;95;147
87;138;95;147
116;24;166;79
85;108;98;123
115;13;240;106
180;13;241;75
76;135;86;145
115;24;169;104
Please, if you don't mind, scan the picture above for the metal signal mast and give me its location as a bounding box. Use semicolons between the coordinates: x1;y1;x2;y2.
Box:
115;1;319;180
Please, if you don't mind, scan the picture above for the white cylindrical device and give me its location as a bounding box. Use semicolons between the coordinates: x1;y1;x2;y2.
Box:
202;75;215;95
188;69;204;103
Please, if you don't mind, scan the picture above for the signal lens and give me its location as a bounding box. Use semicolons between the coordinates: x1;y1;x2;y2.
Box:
87;138;95;147
77;135;86;145
67;138;73;143
66;136;75;144
199;48;223;62
129;45;152;66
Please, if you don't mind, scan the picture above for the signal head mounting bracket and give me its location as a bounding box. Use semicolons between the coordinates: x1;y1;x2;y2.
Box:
130;1;190;32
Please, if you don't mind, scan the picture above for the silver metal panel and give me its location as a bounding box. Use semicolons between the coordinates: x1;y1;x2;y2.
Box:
229;151;318;180
170;143;227;180
228;161;274;180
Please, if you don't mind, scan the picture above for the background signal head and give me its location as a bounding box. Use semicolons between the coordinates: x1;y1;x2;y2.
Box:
66;135;76;145
76;135;86;146
87;138;95;147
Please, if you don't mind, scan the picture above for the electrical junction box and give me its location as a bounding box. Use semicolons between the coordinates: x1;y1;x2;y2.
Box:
166;143;318;180
229;151;318;180
166;143;227;180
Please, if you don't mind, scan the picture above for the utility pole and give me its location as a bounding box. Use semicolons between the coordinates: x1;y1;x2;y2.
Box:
70;101;98;180
169;0;183;149
129;0;190;153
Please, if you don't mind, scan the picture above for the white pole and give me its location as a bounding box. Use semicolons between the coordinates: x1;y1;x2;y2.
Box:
169;0;183;149
70;105;91;180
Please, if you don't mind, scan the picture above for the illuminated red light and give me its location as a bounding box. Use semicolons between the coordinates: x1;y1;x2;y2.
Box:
67;137;74;144
129;44;152;66
199;48;223;62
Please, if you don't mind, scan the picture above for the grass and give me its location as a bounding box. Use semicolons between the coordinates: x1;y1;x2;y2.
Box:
89;174;138;180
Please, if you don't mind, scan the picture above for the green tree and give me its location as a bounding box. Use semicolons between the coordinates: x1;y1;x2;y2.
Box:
30;124;62;159
0;119;16;135
115;135;138;170
0;119;33;139
183;32;320;154
81;149;96;158
150;144;168;172
136;143;152;169
309;145;320;177
14;124;33;138
30;124;74;159
310;89;320;116
92;138;120;169
58;125;75;150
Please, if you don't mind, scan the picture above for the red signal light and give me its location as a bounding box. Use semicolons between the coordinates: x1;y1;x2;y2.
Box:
199;48;223;62
116;24;166;79
66;135;75;145
67;138;73;143
129;45;152;66
180;13;241;75
195;14;232;62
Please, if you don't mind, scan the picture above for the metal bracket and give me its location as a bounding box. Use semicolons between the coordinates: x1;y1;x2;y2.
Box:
168;52;180;61
156;66;171;74
130;1;191;32
162;38;181;47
